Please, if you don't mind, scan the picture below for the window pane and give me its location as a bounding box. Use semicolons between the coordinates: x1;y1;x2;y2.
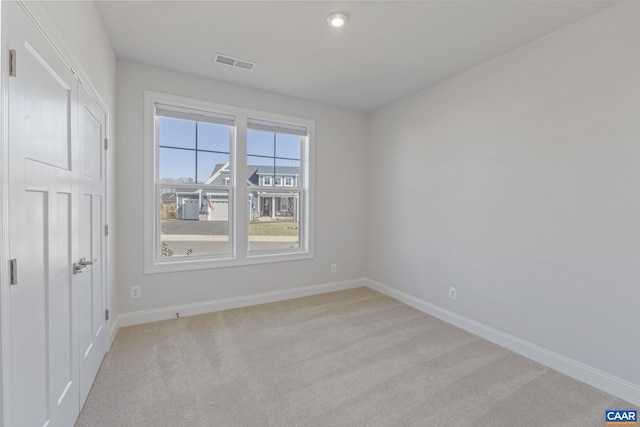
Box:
276;158;300;168
247;129;274;157
159;186;230;257
198;122;230;153
247;124;303;253
159;118;195;149
247;155;273;168
159;147;195;183
249;193;300;252
197;152;230;184
275;134;301;160
274;158;300;168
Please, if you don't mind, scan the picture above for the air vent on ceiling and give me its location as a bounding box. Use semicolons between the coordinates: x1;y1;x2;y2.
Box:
213;53;256;71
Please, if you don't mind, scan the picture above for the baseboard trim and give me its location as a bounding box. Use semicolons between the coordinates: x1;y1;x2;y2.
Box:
108;317;119;349
365;278;640;407
116;278;366;328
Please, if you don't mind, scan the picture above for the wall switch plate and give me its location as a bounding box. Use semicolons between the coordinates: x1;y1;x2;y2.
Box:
449;287;457;300
331;264;337;273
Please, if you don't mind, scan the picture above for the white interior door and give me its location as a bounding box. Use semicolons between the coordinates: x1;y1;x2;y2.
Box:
7;2;80;426
77;83;107;406
6;2;108;425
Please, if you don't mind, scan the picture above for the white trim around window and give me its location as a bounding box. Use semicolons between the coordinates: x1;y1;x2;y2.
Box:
144;90;315;273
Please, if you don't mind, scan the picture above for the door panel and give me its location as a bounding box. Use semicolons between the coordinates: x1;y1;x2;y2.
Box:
9;190;48;427
22;38;72;170
50;192;74;410
81;99;103;180
77;84;107;406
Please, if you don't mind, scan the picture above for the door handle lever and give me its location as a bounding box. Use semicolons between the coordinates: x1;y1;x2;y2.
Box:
73;257;97;274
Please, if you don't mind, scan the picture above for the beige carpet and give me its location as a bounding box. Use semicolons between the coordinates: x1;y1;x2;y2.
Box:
76;288;637;426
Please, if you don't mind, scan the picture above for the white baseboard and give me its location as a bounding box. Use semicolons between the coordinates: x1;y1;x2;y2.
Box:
108;317;119;349
107;276;639;406
365;278;640;407
114;278;366;329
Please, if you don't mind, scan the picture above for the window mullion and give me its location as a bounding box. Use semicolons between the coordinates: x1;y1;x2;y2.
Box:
235;114;248;260
272;132;277;183
195;122;199;183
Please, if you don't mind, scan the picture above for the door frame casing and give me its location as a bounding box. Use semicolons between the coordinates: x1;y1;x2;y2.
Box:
0;1;9;424
0;2;112;425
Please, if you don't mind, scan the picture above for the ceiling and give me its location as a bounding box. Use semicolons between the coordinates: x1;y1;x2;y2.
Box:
96;1;614;112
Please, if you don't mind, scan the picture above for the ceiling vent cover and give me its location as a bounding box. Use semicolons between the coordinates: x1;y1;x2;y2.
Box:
213;53;256;71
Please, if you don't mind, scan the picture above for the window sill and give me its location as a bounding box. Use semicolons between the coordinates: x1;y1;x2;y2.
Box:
144;250;313;274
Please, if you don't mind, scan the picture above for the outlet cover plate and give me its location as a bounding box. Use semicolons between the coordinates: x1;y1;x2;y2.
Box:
131;285;141;298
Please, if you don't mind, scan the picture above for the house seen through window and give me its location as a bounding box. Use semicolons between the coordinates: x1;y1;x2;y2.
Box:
147;91;312;271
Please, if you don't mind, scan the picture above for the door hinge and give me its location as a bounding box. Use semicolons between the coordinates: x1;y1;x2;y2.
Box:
104;138;108;150
9;49;16;77
105;309;110;321
9;259;17;285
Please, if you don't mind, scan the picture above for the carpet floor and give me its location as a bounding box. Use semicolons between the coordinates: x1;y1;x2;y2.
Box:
76;287;637;426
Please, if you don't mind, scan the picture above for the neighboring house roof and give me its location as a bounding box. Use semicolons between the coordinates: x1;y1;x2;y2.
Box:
207;164;300;187
255;166;299;176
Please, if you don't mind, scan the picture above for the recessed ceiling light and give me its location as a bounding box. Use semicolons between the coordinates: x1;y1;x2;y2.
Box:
327;12;349;28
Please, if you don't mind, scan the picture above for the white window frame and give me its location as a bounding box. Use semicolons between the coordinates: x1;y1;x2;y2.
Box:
274;176;283;187
284;177;294;187
262;176;272;186
144;91;314;273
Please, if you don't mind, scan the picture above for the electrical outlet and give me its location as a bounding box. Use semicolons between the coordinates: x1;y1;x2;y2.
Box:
331;264;337;273
130;285;141;298
449;287;457;300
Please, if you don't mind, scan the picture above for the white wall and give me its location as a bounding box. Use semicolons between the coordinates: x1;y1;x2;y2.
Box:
368;0;639;390
34;0;119;336
116;60;368;315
